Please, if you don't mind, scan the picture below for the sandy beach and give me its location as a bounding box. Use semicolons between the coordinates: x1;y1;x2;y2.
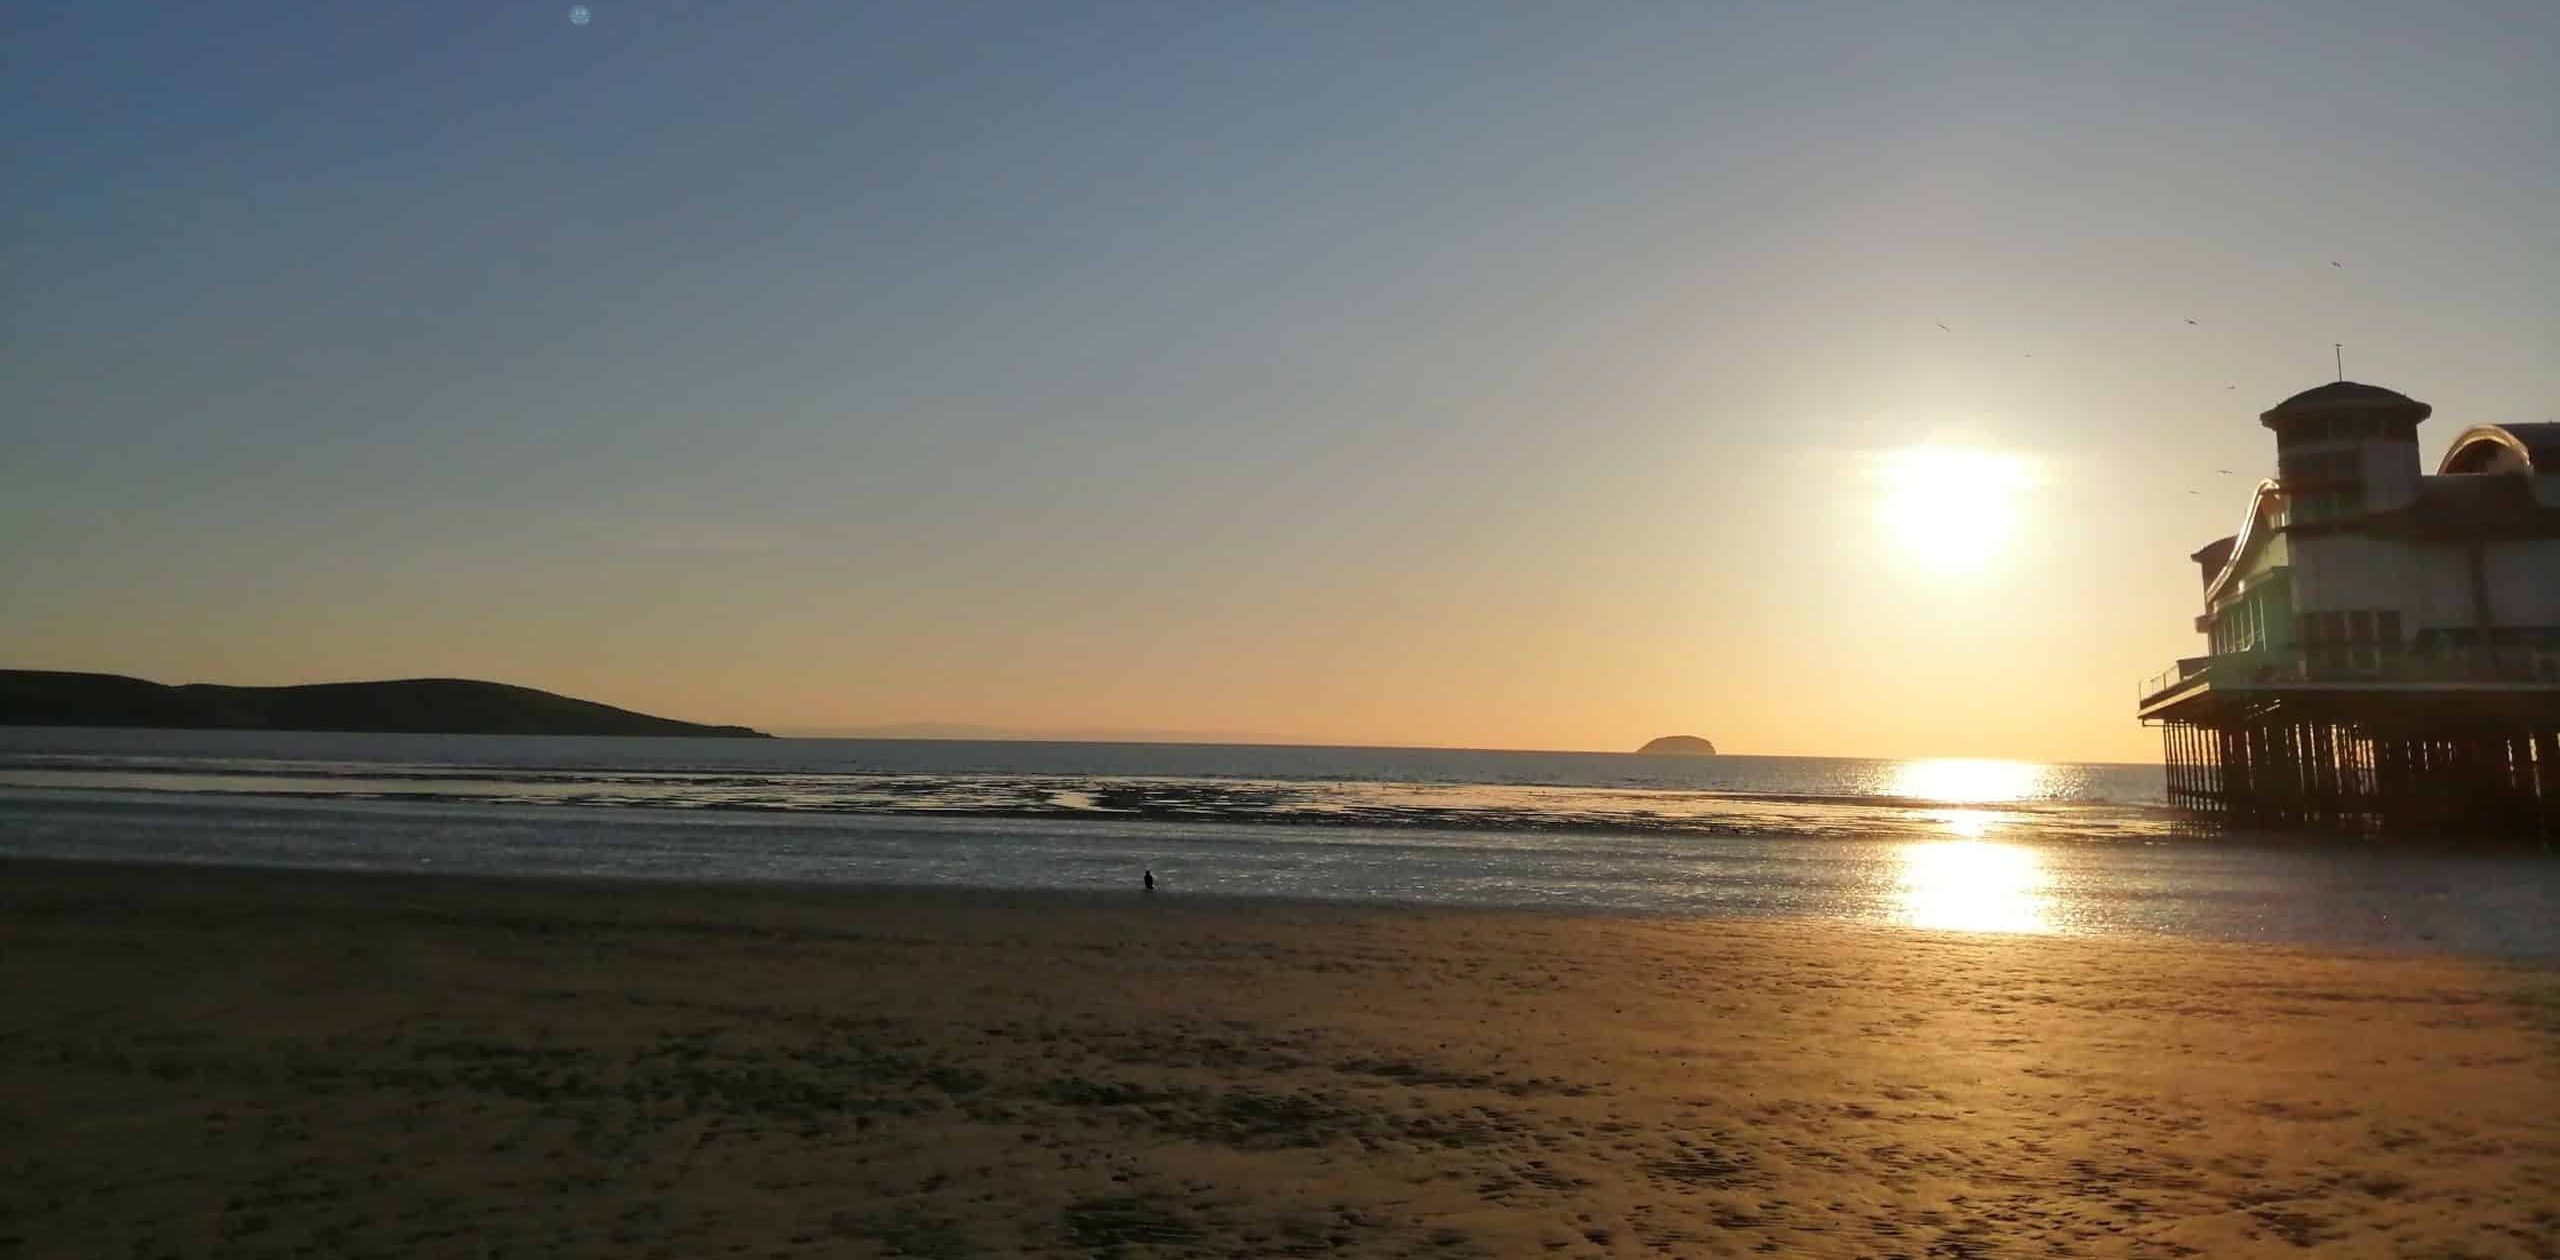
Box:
2;859;2553;1259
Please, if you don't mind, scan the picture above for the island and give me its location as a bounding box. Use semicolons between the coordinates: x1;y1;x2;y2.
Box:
1635;735;1717;756
0;670;770;738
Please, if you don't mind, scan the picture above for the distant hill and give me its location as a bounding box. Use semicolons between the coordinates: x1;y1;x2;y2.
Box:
0;671;769;738
1636;735;1717;756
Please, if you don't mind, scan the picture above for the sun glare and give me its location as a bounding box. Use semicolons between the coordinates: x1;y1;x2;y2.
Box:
1878;447;2028;571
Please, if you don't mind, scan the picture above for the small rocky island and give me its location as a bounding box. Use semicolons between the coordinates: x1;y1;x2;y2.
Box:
1636;735;1717;756
0;670;770;738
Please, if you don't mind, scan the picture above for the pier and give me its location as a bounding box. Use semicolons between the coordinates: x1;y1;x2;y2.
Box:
2138;382;2560;838
2140;647;2560;835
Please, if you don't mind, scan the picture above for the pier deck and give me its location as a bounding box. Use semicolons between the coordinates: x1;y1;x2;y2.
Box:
2140;647;2560;837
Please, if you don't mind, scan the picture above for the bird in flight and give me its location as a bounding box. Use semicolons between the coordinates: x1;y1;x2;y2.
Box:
1936;323;1950;331
2332;261;2343;267
2185;318;2199;325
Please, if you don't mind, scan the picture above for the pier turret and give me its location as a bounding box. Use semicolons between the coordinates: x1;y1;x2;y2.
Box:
2260;381;2429;520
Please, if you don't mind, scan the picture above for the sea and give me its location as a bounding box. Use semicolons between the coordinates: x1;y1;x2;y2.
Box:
2;727;2553;957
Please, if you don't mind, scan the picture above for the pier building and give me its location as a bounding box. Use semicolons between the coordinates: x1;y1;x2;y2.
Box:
2137;382;2560;836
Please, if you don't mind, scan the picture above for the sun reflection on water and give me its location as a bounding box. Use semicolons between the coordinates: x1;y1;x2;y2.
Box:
1877;761;2064;933
1891;758;2043;804
1892;838;2052;934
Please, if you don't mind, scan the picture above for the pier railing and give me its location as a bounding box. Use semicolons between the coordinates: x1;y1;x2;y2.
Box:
2141;645;2560;703
2139;657;2215;701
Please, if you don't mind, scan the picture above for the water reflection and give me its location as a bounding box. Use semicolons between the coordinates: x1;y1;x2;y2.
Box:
1892;838;2053;934
1886;762;2060;931
1891;758;2042;804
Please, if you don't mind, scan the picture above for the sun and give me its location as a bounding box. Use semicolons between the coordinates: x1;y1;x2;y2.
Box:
1877;447;2028;571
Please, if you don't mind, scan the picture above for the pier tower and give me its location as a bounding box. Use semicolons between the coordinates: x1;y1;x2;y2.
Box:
2137;382;2560;836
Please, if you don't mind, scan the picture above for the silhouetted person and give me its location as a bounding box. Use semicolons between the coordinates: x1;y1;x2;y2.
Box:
1143;868;1156;893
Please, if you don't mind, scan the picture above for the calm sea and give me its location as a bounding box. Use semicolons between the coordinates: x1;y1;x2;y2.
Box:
2;728;2552;956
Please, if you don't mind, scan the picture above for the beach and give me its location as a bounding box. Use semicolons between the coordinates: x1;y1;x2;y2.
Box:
2;859;2552;1258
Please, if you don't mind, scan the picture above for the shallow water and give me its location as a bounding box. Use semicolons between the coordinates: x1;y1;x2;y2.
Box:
1;728;2552;957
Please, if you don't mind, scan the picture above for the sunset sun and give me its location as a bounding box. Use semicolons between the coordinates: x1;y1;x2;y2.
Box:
1878;447;2028;571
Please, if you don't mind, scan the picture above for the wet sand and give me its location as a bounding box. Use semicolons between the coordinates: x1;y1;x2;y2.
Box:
2;859;2553;1258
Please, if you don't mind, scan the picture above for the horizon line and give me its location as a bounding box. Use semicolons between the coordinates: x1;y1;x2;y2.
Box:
766;728;2153;766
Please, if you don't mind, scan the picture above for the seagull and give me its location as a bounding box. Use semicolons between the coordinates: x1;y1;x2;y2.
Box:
2225;384;2237;390
2331;261;2342;267
2217;469;2234;474
2185;318;2198;325
1936;323;1950;331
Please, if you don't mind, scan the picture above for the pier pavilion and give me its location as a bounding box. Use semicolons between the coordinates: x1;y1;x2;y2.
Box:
2136;382;2560;837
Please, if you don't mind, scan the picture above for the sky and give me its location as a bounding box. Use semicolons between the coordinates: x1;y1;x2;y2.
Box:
4;2;2555;762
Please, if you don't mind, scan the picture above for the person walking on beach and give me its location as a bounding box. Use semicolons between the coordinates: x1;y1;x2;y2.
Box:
1143;868;1155;893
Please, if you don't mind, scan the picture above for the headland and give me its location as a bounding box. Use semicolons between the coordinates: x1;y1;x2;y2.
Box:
0;670;768;737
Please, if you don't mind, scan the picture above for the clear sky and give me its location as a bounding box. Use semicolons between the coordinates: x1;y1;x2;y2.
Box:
5;2;2555;761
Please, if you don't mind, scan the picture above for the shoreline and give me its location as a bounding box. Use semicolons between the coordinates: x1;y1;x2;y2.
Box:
7;804;2558;961
0;850;2548;956
0;775;2186;828
5;857;2554;1257
17;777;2558;859
9;786;2560;958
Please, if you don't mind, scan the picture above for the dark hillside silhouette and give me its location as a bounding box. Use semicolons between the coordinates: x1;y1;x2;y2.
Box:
0;671;768;737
